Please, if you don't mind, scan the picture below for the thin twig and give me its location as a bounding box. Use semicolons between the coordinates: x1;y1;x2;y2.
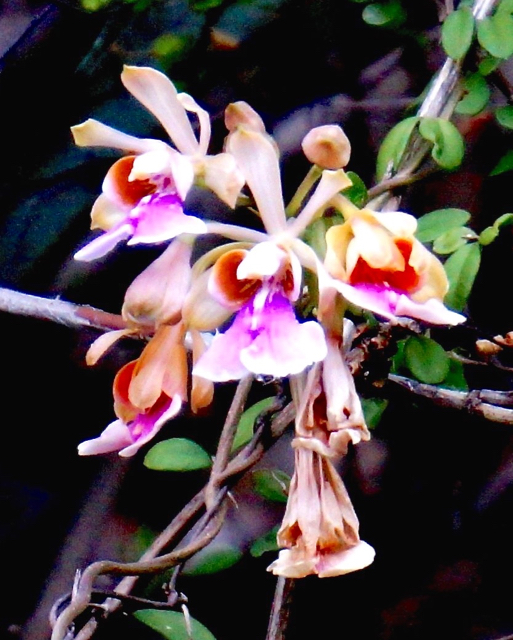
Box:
205;375;253;508
50;399;295;640
389;374;513;424
0;287;127;332
265;577;295;640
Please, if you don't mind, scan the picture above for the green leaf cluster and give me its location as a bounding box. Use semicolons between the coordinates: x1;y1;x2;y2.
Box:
416;208;480;312
393;336;467;390
376;117;464;179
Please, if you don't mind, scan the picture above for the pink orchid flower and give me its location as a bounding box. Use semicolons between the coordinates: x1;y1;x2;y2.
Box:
78;323;187;457
325;200;465;325
190;124;352;381
72;66;244;261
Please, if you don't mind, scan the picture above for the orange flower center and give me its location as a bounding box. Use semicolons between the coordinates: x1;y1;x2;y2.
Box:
349;238;420;292
109;156;157;208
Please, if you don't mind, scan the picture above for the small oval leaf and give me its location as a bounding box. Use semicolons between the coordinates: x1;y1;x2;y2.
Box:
416;208;471;243
477;13;513;58
250;526;280;558
231;397;275;452
182;543;243;575
376;117;419;179
490;150;513;176
144;438;212;472
479;226;499;245
404;336;451;384
361;397;389;429
362;0;406;26
455;73;490;116
496;105;513;129
343;171;368;207
442;7;475;60
252;469;290;503
443;242;481;311
418;118;465;170
134;610;217;640
433;226;473;254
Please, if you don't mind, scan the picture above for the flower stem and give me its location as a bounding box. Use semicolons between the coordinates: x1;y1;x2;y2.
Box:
285;165;322;218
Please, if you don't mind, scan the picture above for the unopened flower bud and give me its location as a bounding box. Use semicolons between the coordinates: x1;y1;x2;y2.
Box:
225;101;266;133
122;239;192;328
301;124;351;169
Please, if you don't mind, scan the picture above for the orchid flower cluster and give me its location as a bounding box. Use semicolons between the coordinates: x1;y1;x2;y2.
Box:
74;66;465;579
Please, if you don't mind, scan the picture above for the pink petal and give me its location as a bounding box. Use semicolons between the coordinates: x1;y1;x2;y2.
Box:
74;223;134;262
119;394;183;457
194;289;327;381
128;193;206;245
394;294;465;326
78;419;133;456
192;320;253;382
336;281;465;326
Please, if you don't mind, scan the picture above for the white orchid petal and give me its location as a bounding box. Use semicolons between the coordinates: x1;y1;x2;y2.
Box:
237;241;286;280
202;153;245;208
166;149;195;200
71;119;160;154
289;169;353;237
121;66;199;155
227;128;286;234
178;92;211;156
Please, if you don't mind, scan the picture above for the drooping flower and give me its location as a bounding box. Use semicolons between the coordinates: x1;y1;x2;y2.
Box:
72;66;244;261
293;330;370;458
268;447;375;578
78;323;187;457
189;124;352;381
325;201;465;325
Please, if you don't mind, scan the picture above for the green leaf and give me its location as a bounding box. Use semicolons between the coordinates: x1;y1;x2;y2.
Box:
455;73;490;115
376;117;419;179
479;212;513;244
390;338;407;374
134;610;217;640
250;526;280;557
490;150;513;176
361;397;389;429
477;12;513;58
496;105;513;129
343;171;368;207
231;397;275;452
444;242;481;311
362;0;406;26
479;226;499;245
416;208;471;243
441;359;468;391
432;226;475;254
498;0;513;14
182;543;243;575
442;7;475;60
144;439;212;472
418;118;465;170
404;336;451;384
252;469;290;503
189;0;224;10
478;55;501;75
152;34;191;65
